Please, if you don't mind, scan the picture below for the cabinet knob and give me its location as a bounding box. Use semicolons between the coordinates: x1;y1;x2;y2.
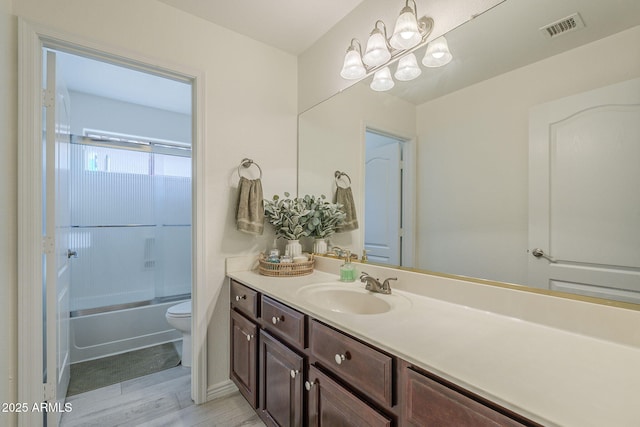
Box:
290;369;299;379
246;334;254;342
334;353;346;365
235;295;246;302
272;316;282;325
305;380;316;391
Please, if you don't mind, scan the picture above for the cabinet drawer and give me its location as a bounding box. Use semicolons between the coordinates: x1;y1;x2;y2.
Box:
261;296;305;349
402;367;531;427
230;279;258;319
309;320;393;406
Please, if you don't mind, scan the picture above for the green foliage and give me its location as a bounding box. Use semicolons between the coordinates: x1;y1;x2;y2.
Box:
263;193;346;240
303;194;347;238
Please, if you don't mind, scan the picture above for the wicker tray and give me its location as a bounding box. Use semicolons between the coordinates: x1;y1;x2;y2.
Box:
258;254;314;277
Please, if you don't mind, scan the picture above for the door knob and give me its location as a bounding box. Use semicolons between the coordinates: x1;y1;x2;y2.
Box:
67;249;78;259
531;248;556;263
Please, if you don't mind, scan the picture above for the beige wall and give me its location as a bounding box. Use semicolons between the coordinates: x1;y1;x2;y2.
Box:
298;83;416;251
416;25;640;285
0;0;18;425
4;0;297;418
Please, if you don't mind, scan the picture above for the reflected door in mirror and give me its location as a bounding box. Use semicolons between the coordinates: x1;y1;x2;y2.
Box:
529;78;640;303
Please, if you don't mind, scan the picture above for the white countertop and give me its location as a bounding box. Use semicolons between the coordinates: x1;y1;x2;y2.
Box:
226;258;640;427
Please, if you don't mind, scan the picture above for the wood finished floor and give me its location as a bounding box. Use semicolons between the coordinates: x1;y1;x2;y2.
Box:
60;366;265;427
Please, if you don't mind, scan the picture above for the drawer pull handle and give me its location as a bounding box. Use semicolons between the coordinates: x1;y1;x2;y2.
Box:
235;295;246;302
290;369;299;379
246;334;254;342
305;380;316;391
272;316;283;325
334;353;346;365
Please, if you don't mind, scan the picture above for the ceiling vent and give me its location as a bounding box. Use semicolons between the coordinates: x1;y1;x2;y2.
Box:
540;13;585;38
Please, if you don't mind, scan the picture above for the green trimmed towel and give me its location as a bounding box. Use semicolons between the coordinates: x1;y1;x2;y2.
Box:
236;177;264;235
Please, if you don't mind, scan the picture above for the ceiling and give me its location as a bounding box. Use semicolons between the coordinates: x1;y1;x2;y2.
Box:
55;0;366;116
157;0;366;55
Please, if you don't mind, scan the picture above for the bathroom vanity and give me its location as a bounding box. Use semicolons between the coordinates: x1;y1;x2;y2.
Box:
227;256;640;426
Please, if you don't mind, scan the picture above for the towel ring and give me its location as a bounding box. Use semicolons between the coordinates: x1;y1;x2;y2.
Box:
334;171;351;189
238;158;263;180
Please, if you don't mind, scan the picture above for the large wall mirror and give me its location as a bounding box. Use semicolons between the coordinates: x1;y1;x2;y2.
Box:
298;0;640;306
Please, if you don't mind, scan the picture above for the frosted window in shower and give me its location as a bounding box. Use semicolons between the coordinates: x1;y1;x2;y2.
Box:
69;143;191;312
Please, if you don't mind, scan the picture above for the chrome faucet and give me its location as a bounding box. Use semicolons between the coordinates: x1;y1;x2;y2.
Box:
359;272;397;295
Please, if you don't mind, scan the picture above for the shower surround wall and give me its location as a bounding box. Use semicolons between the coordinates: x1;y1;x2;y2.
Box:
68;90;192;362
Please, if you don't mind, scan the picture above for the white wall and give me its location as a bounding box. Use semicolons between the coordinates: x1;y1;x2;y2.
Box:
297;0;503;112
416;25;640;285
298;82;415;252
7;0;297;413
69;91;192;143
0;0;17;425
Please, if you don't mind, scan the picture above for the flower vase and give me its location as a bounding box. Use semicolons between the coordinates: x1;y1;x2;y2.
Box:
285;239;302;257
313;238;328;255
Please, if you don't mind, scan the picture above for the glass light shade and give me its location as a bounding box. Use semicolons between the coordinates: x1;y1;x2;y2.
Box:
390;6;421;49
422;36;453;67
340;48;366;80
362;30;391;67
394;53;422;81
370;67;395;91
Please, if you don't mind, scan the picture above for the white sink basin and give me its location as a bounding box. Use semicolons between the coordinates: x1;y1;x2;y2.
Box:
296;282;410;315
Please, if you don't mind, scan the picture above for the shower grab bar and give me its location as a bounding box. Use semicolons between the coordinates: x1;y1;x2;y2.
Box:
70;293;191;318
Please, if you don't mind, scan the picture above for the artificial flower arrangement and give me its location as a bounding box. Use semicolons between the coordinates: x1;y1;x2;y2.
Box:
263;193;346;254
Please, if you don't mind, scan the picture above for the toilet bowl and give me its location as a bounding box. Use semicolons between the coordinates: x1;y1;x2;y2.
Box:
166;301;192;367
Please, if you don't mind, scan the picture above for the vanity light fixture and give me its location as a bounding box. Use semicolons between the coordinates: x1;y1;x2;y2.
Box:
340;39;367;79
422;36;452;67
362;21;392;67
370;67;395;91
339;0;453;92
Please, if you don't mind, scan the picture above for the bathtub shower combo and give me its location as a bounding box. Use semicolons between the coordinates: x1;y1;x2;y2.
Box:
68;135;192;366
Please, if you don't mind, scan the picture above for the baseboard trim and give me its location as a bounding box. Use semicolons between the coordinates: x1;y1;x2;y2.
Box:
207;379;239;401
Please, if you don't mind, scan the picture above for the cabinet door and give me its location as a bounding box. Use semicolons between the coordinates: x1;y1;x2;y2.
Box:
402;367;528;427
230;309;258;408
307;365;392;427
260;330;304;427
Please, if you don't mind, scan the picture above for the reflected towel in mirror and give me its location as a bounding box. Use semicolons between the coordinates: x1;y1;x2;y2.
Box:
335;186;358;232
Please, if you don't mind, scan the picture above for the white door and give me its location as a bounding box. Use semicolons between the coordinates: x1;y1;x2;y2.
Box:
528;78;640;303
364;131;402;265
44;50;72;425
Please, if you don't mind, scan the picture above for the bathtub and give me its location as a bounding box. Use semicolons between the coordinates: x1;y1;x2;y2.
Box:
69;296;189;363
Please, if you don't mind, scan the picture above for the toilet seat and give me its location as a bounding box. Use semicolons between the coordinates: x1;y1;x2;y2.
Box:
167;301;191;318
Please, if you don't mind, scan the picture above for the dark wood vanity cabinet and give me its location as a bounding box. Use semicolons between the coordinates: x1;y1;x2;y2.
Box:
260;330;304;427
230;303;258;408
400;364;538;427
229;279;305;427
307;365;392;427
229;278;539;427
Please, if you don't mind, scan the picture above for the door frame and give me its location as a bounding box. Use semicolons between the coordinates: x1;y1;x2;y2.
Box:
18;19;207;425
361;124;416;267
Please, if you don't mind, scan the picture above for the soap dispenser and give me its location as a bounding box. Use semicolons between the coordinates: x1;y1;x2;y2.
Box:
340;250;356;282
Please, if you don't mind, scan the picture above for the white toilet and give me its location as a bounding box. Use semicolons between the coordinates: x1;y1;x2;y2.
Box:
166;301;192;367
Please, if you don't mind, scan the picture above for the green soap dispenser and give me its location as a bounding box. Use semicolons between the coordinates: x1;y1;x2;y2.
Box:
340;250;356;282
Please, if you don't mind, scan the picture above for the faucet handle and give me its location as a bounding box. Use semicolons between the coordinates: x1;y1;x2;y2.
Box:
382;277;397;291
359;271;371;281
